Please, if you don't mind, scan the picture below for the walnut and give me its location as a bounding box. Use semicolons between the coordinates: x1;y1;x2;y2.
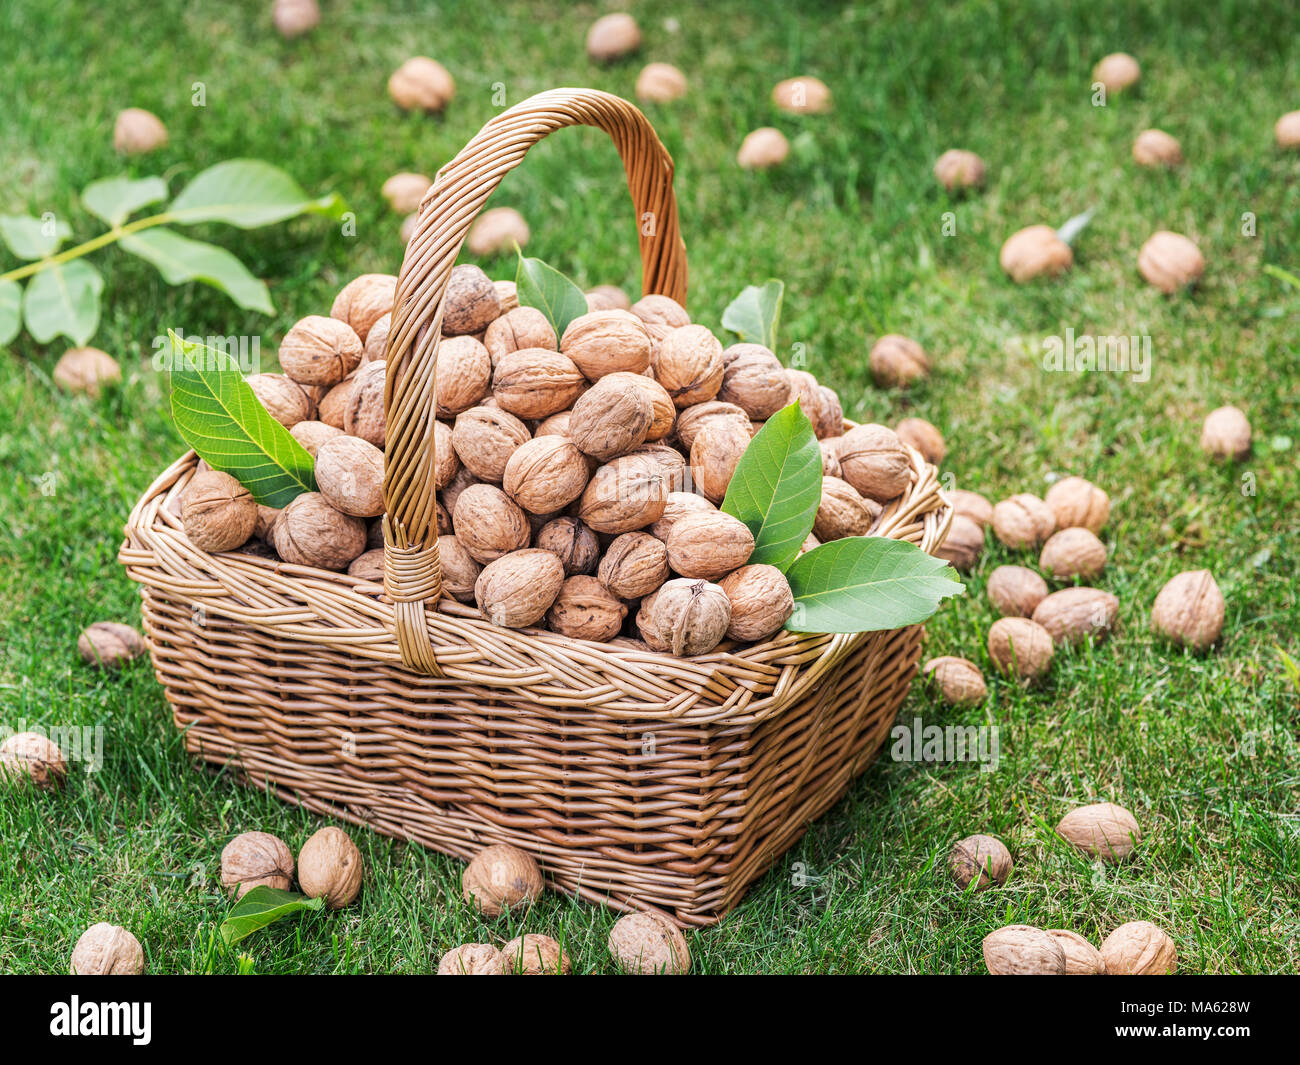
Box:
673;400;751;451
649;491;716;541
631;294;689;329
559;309;653;381
869;334;929;388
344;360;387;446
1276;110;1300;148
1046;930;1107;975
1151;569;1224;652
1093;52;1140;92
70;923;144;975
636;60;688;102
317;375;354;429
451;405;531;482
380;172;430;214
387;55;455;112
933;149;986;190
934;514;984;572
475;548;565;628
1039;528;1107;581
1032;587;1119;645
586;11;640;60
439;464;480;519
737;127;790;169
948;488;993;528
546;575;627;641
467;207;529;257
330;274;397;344
245;373;310;428
182;470;257;552
948;833;1011;890
608;911;691;974
53;347;120;396
772;75;833;114
1138;230;1205;293
1132;128;1183;168
438;943;503;975
987;616;1054;682
568;373;653;460
784;369;833;435
1000;224;1073;282
895;417;946;465
1056;802;1141;861
718;564;794;642
620;374;676;441
452;484;531;563
717;344;793;419
638;578;732;656
273;492;368;570
628;443;689;492
654;325;725;407
820;438;842;478
814;476;879;541
665;510;754;581
1099;922;1177;976
435;534;482;602
347;548;384;582
1200;405;1251;460
461;843;543;916
987;565;1049;618
442;264;501;336
279;315;363;387
289;419;344;457
503;435;590;514
220;831;294;899
599;532;670;598
484;306;557;367
298;826;362;908
434;335;492;416
433;420;460;490
493;348;586;418
690;420;750;503
314;435;385;518
838;423;912;502
534;517;599;576
77;622;145;668
585;285;630;311
819;386;844;434
494;280;519;312
500;934;571;975
578;455;668;534
923;656;988;707
113;107;167;154
1044;476;1109;532
0;731;67;789
992;493;1056;549
982;925;1066;975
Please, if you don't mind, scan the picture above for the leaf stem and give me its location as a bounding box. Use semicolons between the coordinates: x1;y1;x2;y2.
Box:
0;211;173;283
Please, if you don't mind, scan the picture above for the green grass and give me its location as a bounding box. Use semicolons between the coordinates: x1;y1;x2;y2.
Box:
1;0;1297;974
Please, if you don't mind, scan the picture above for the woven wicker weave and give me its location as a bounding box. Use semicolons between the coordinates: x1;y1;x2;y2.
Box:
120;88;952;926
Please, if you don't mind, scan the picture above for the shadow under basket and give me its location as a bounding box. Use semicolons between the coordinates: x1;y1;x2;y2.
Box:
119;88;953;926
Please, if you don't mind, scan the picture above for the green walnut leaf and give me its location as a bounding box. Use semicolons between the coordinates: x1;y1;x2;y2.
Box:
169;159;345;229
22;260;103;344
219;886;325;947
515;250;588;338
0;214;72;260
721;279;784;350
785;536;965;634
721;402;822;572
0;279;21;346
168;332;316;507
81;175;170;227
121;228;273;314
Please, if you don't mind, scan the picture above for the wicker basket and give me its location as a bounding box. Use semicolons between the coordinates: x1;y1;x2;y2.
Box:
120;88;952;926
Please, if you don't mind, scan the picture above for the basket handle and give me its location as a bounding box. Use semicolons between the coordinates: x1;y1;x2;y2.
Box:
382;87;688;674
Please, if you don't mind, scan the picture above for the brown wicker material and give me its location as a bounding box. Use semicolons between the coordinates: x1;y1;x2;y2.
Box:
120;88;953;926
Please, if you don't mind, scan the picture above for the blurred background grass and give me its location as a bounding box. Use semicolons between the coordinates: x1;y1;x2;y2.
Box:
0;0;1296;973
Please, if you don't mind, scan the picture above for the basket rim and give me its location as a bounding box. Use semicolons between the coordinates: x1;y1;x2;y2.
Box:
120;443;951;727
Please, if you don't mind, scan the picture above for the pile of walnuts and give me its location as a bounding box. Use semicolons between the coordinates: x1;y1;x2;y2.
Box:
184;267;916;659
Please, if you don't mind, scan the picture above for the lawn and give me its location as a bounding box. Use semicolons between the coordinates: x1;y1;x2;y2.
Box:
1;0;1297;974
